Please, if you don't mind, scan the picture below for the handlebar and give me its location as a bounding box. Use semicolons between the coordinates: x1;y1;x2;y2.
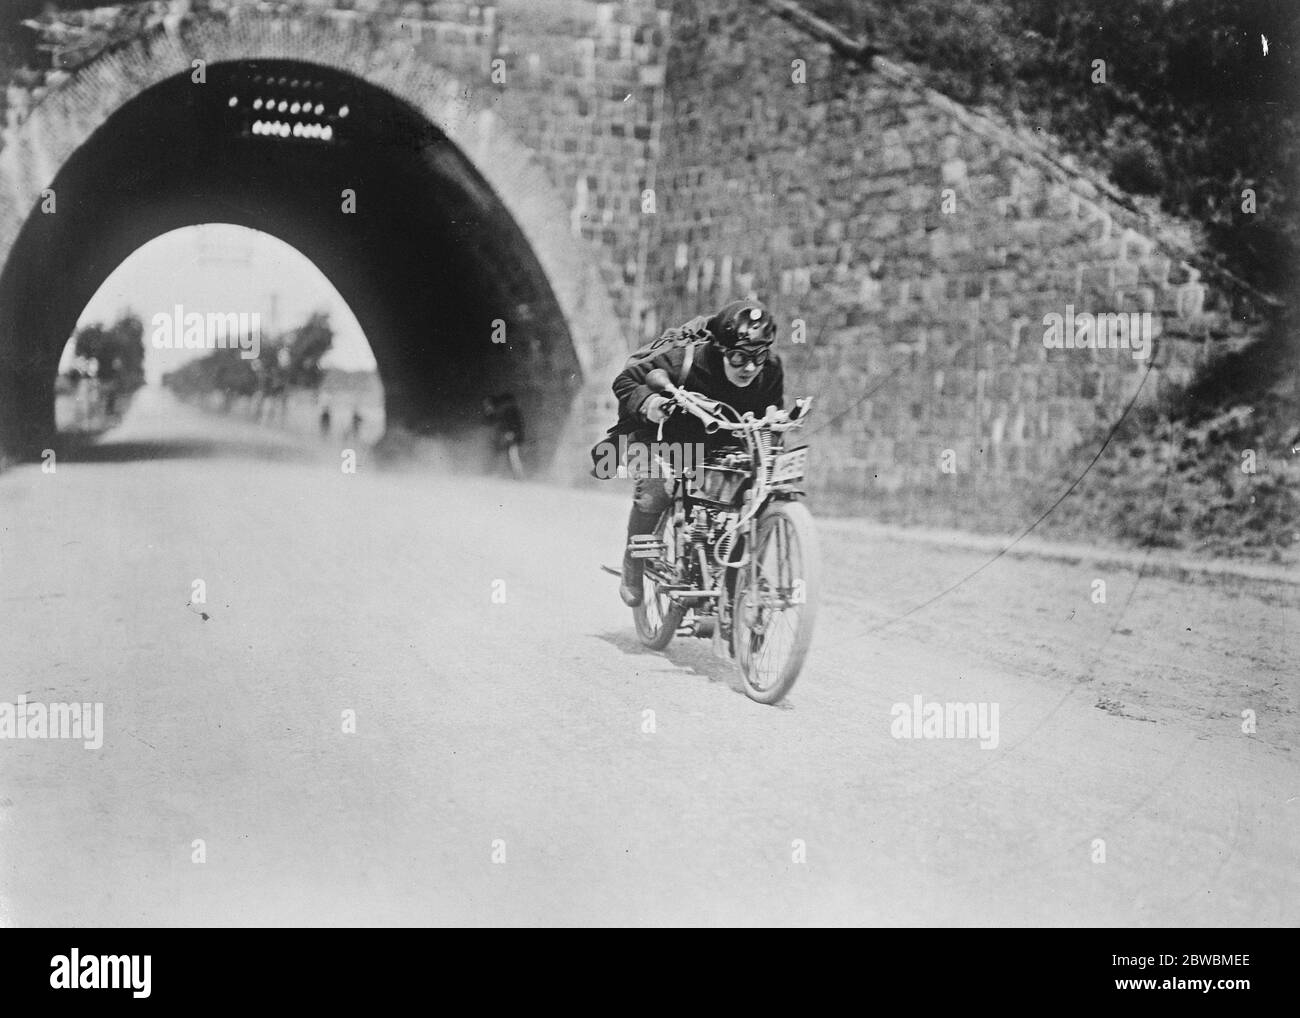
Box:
652;377;811;434
643;374;811;530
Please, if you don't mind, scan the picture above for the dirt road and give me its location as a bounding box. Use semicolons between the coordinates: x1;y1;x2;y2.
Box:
1;389;1295;926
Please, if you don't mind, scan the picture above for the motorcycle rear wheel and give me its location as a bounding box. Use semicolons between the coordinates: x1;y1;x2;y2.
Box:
733;500;821;704
632;509;686;650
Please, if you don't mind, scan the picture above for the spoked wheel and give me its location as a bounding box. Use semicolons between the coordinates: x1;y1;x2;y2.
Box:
733;500;821;704
632;509;685;650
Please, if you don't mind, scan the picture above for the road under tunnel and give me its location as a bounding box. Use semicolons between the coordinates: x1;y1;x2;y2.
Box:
0;59;582;465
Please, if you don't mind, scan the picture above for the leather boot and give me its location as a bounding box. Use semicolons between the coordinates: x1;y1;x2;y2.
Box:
620;501;661;608
619;550;644;607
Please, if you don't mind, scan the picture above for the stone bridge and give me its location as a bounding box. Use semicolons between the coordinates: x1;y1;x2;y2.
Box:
0;0;1274;507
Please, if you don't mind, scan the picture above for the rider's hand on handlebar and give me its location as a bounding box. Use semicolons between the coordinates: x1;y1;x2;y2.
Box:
642;394;671;424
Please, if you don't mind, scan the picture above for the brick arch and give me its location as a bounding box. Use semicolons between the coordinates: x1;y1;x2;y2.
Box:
0;10;627;464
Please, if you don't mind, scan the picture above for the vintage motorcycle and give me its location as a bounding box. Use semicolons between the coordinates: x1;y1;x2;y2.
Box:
627;369;821;705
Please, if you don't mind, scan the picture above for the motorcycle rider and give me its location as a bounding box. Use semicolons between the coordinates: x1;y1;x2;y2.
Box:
612;298;784;607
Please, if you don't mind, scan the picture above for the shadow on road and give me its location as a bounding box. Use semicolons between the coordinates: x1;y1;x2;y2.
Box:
591;628;753;698
53;433;316;464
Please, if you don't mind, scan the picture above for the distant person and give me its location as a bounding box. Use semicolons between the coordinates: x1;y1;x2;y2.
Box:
483;393;525;479
320;404;332;438
103;355;124;416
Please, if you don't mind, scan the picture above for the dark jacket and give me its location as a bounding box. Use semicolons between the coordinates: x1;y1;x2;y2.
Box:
486;396;524;445
609;342;785;455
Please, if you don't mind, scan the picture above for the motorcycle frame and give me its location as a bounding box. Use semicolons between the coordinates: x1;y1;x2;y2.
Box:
647;396;811;652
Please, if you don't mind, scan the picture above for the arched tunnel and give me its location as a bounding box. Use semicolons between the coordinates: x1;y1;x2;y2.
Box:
0;60;582;464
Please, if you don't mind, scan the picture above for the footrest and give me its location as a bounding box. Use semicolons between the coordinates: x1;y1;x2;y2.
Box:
627;534;667;559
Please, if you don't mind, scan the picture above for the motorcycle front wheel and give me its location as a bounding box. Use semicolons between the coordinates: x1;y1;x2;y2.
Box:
733;500;821;704
632;508;686;650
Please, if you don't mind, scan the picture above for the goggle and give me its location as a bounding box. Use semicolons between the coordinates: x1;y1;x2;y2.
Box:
724;348;769;369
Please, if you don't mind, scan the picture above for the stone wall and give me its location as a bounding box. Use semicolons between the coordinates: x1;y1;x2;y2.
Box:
1;0;1277;511
645;0;1275;514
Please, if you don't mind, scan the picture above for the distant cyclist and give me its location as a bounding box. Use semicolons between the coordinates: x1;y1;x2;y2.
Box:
483;393;525;479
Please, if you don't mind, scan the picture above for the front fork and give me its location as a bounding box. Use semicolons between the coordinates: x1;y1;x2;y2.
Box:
735;497;798;636
713;509;762;659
